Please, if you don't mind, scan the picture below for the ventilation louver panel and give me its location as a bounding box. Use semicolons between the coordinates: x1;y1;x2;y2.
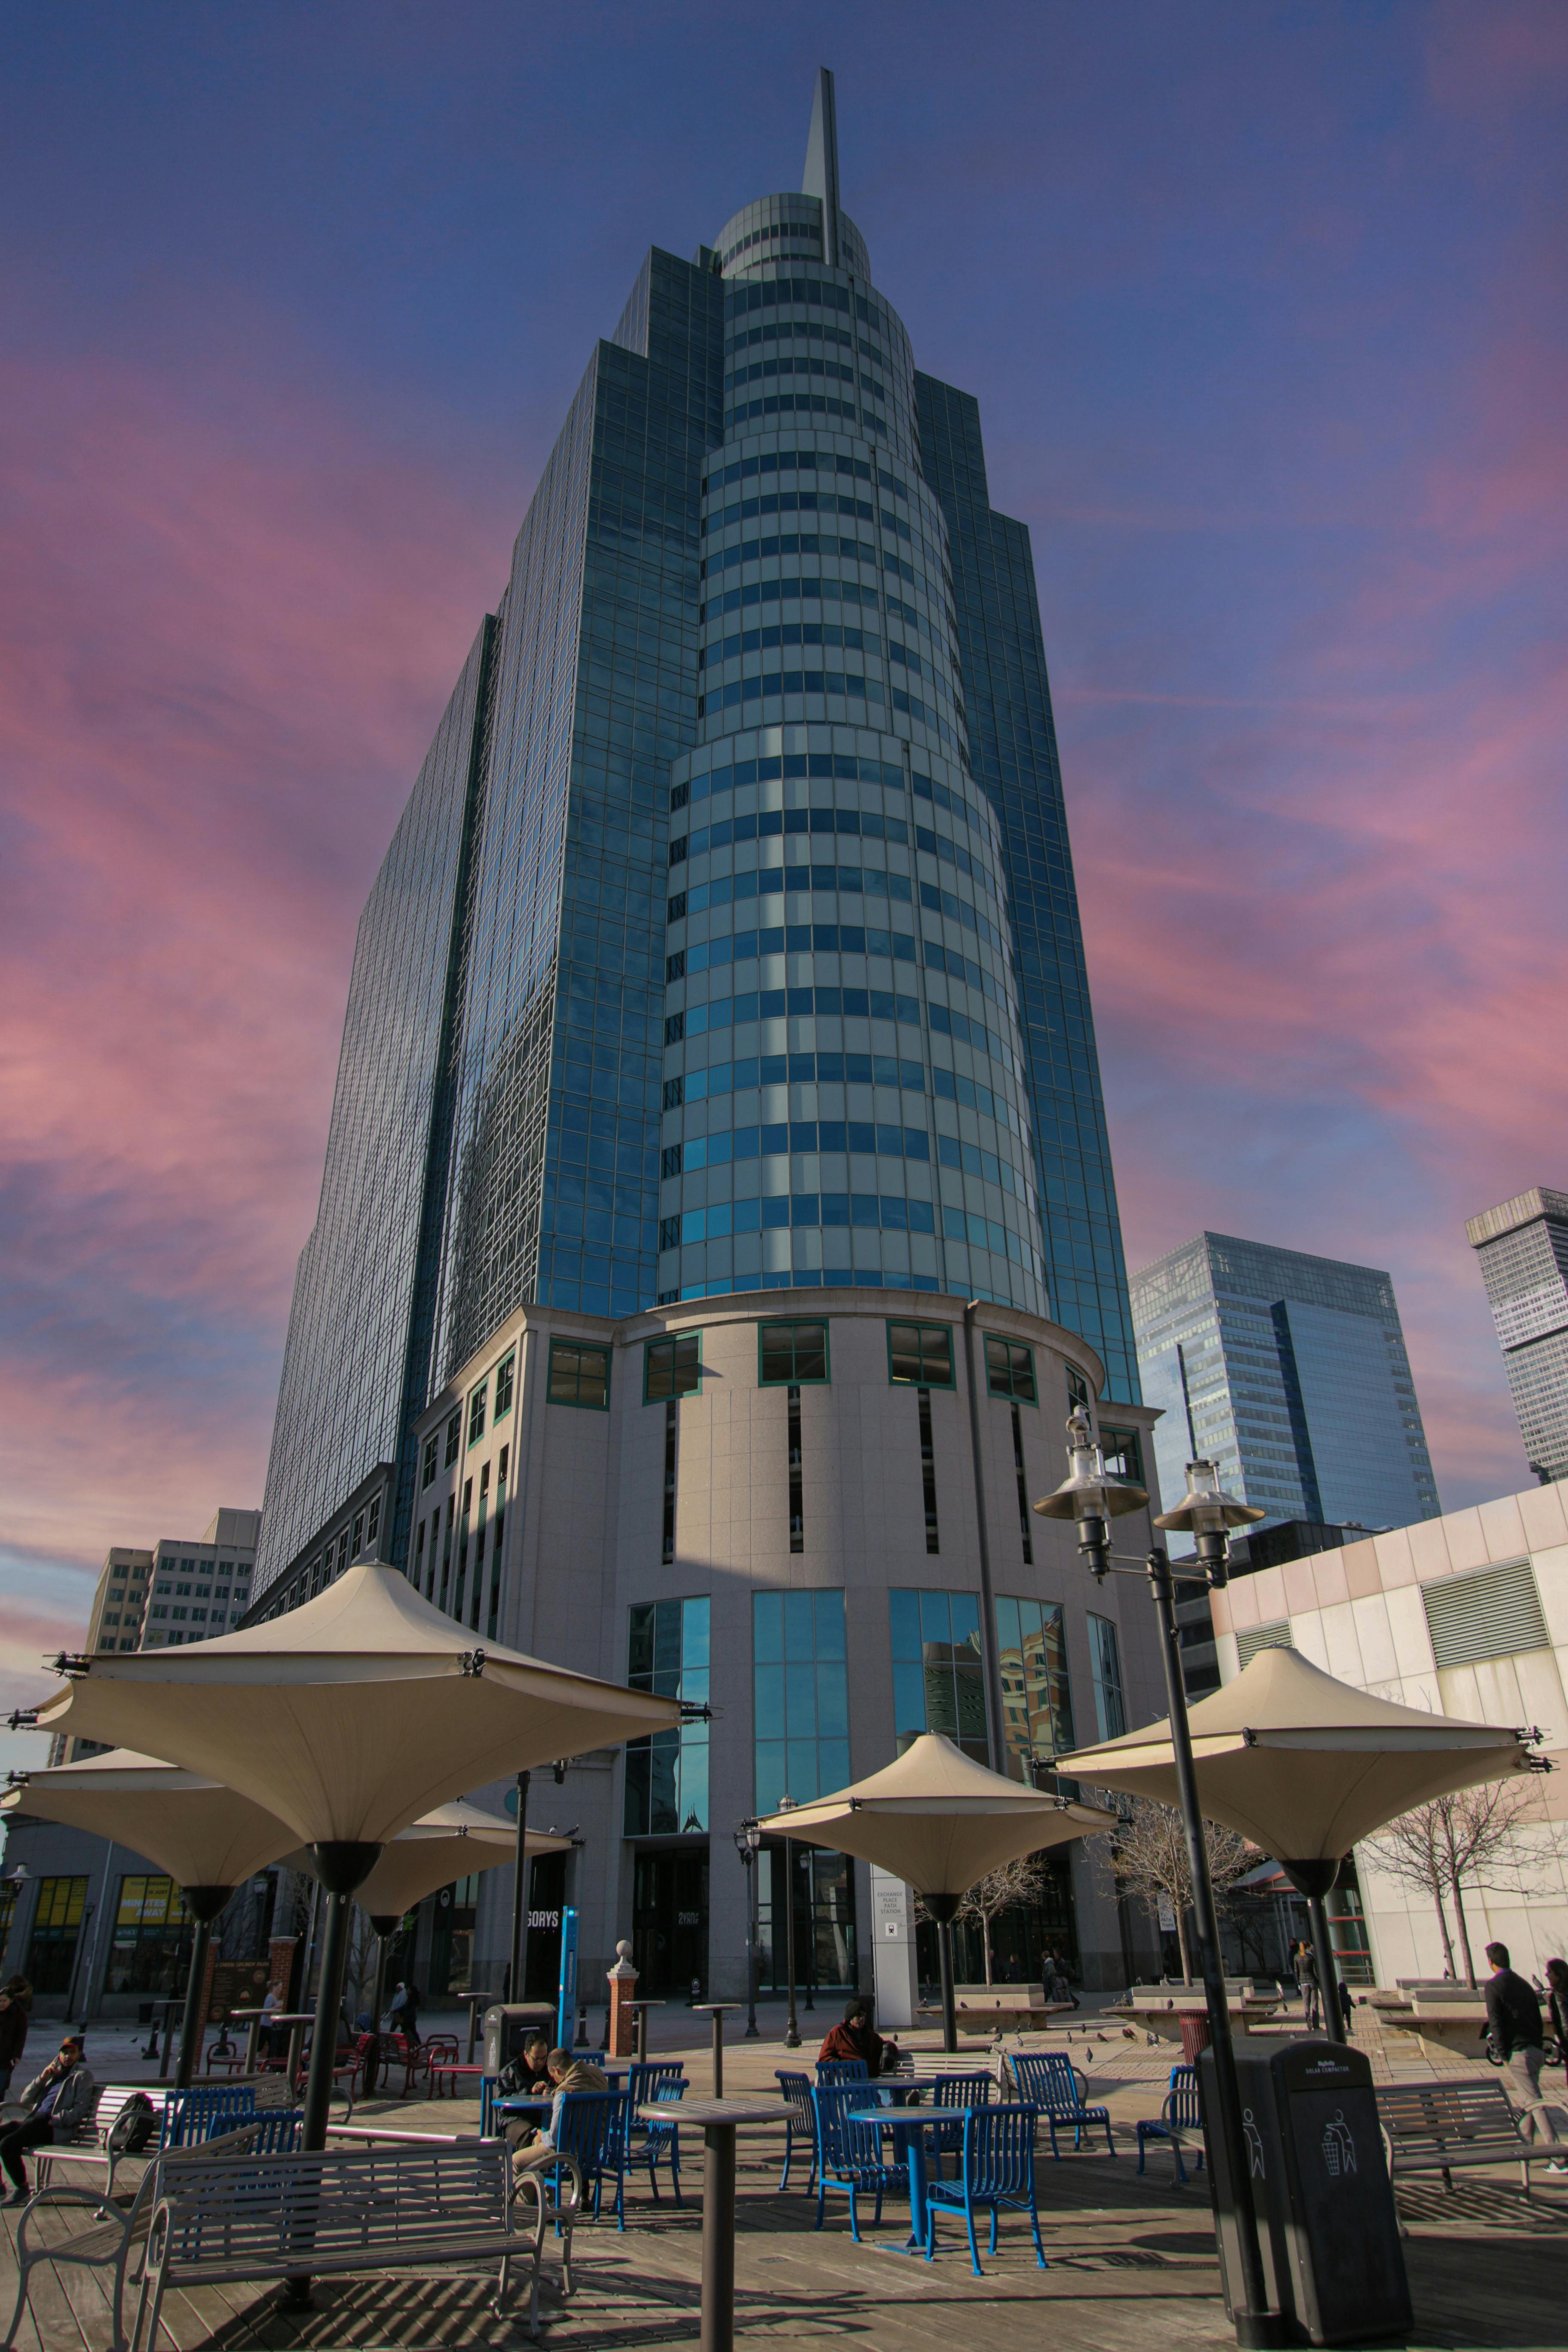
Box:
1421;1559;1549;1669
1236;1621;1292;1670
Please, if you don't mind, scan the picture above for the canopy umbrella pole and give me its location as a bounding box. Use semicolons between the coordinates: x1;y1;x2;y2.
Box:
174;1887;232;2090
927;1893;960;2053
1148;1549;1280;2347
297;1845;382;2153
1282;1861;1345;2041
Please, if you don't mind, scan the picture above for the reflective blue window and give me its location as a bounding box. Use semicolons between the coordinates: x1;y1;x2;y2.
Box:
994;1596;1075;1781
624;1596;709;1835
1086;1613;1126;1743
889;1588;987;1763
753;1589;848;1814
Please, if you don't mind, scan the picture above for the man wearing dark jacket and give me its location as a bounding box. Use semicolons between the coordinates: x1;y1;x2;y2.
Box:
1;2037;95;2202
1485;1942;1559;2151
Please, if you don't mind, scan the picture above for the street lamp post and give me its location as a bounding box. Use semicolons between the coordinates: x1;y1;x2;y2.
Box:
734;1821;761;2037
778;1796;800;2050
1036;1412;1282;2351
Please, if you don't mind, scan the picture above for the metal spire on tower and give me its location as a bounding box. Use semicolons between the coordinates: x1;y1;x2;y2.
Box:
801;66;841;270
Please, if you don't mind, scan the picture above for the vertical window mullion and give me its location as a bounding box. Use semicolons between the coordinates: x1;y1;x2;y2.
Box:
662;1402;679;1567
787;1384;803;1553
917;1387;939;1553
1011;1400;1032;1562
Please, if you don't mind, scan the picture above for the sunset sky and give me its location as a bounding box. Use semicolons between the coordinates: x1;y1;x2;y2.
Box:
3;1;1565;1749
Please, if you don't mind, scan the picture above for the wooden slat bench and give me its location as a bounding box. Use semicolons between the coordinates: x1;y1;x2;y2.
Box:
1378;2079;1561;2196
131;2139;558;2350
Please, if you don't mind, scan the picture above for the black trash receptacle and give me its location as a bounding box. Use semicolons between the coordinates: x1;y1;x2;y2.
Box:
482;2002;557;2078
1198;2036;1411;2346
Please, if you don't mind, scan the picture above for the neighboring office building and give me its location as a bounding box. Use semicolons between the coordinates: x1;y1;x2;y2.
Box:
84;1547;153;1655
1131;1232;1439;1541
12;1507;263;2005
139;1507;260;1648
1468;1187;1568;1485
1210;1482;1568;1984
249;1291;1165;2000
252;67;1141;1617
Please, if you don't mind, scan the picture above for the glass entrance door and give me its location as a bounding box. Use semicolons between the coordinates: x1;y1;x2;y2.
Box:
632;1847;709;1997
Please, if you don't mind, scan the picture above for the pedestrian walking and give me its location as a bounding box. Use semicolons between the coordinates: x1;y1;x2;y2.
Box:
1484;1940;1560;2155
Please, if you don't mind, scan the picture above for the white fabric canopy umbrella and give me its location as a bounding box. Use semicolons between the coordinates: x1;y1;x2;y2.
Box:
1060;1642;1540;2021
35;1561;681;1847
285;1801;569;1923
32;1560;681;2156
1058;1643;1536;1861
1;1749;297;2087
756;1734;1115;2048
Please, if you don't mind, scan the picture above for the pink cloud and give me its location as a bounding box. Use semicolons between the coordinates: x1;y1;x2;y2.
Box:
0;348;528;1573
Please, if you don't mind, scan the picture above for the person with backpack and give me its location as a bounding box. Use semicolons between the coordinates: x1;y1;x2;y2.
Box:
1;2036;95;2203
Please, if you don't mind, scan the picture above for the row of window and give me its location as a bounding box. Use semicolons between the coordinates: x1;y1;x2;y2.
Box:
694;666;957;752
665;1051;1025;1148
670;925;999;1020
666;983;1013;1078
721;276;901;353
670;1121;1031;1210
669;864;1008;963
622;1585;1128;1836
673;753;992;847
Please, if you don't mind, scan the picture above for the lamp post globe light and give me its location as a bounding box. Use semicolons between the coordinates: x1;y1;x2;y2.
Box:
1035;1413;1282;2351
734;1821;762;2038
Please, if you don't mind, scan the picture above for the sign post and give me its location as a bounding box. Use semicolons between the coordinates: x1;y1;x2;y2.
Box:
556;1904;579;2052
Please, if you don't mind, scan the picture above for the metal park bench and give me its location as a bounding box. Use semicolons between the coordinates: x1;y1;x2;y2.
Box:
131;2139;556;2350
1378;2078;1562;2197
5;2110;303;2352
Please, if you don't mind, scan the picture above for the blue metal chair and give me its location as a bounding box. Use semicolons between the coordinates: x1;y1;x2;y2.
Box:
1008;2051;1116;2159
810;2086;906;2239
552;2090;628;2230
923;2104;1047;2276
478;2075;500;2138
928;2072;994;2177
1136;2064;1204;2184
159;2085;257;2148
775;2070;818;2193
623;2061;686;2204
816;2059;869;2086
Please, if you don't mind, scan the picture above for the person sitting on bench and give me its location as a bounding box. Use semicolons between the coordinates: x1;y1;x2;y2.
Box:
1;2036;95;2205
817;1997;897;2075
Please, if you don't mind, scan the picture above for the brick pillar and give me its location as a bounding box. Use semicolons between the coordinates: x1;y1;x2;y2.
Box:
606;1940;639;2059
268;1936;298;2005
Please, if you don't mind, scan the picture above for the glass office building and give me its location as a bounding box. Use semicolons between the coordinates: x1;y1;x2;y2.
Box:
1467;1188;1568;1485
255;72;1138;1598
1130;1231;1440;1540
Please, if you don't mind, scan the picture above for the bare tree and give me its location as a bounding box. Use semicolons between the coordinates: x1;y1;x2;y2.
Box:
957;1856;1050;1985
1098;1800;1255;1984
1365;1781;1568;1986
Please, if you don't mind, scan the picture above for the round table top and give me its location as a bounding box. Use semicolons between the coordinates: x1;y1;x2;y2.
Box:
640;2098;783;2126
692;2003;746;2012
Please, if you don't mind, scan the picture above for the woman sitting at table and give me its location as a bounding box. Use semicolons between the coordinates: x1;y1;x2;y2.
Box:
817;1997;897;2075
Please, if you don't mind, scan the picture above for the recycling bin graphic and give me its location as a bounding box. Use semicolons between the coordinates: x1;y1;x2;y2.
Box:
1198;2037;1411;2345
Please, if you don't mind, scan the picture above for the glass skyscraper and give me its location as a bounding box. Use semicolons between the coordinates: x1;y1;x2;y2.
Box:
255;72;1139;1597
1130;1231;1440;1538
1467;1187;1568;1483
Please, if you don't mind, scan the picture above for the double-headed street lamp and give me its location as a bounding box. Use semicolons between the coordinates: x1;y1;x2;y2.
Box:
734;1819;762;2037
1036;1412;1282;2351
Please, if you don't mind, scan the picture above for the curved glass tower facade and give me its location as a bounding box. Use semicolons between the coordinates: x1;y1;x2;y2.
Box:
253;69;1138;1604
659;168;1047;1313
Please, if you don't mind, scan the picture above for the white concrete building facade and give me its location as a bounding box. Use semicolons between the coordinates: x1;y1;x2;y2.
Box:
1210;1482;1568;1983
254;1287;1165;2003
